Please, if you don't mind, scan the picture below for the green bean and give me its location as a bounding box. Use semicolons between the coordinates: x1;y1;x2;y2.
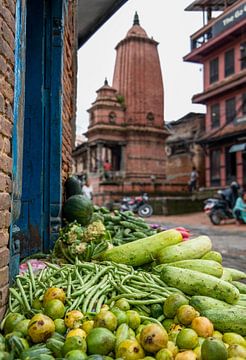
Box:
96;294;106;313
134;304;151;315
67;294;85;312
72;266;113;298
140;315;163;327
27;261;36;293
8;291;14;313
67;272;72;299
87;284;112;313
16;278;31;312
107;292;149;304
82;275;108;313
75;268;84;286
29;281;33;305
9;288;24;309
127;298;166;305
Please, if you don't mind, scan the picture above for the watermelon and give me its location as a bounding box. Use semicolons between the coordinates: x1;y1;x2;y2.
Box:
65;176;83;199
62;194;93;226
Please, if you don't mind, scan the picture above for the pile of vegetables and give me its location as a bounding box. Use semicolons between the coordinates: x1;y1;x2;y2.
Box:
1;187;246;359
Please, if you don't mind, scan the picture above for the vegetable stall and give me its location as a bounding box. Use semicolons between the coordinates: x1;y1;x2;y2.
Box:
1;185;246;360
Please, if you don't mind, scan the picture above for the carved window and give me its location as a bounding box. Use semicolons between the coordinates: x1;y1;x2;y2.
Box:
146;112;155;123
109;112;116;123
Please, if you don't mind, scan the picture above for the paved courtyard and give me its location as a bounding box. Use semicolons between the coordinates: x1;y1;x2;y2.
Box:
147;212;246;272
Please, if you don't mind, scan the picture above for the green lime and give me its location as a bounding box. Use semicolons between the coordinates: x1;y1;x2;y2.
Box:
163;293;188;319
126;310;141;330
110;307;127;325
94;310;117;331
3;313;25;334
15;319;30;337
176;328;198;350
86;327;116;355
201;337;227;360
65;349;88;360
150;304;163;319
54;318;67;335
155;348;173;360
114;298;130;311
44;299;65;320
176;304;198;326
227;344;246;358
62;336;87;356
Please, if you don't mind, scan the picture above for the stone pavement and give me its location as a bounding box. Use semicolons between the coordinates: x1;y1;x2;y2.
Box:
147;212;246;272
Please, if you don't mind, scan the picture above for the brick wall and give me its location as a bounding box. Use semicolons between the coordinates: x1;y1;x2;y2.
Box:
0;0;16;318
62;0;77;185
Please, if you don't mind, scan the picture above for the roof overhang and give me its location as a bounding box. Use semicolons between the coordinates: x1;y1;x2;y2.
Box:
185;0;237;11
78;0;129;48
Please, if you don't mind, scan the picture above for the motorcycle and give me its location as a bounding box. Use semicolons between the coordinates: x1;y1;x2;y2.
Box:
204;190;235;225
120;193;153;217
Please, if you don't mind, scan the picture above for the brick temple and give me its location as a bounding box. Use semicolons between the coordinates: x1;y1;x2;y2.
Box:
73;13;169;204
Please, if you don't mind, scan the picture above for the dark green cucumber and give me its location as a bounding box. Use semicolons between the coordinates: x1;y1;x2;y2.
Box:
190;295;232;312
163;259;223;278
201;308;246;336
161;266;240;304
232;281;246;294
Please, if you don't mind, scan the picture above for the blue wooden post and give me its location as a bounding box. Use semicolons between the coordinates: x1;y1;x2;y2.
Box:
43;0;65;251
10;0;26;282
16;0;65;258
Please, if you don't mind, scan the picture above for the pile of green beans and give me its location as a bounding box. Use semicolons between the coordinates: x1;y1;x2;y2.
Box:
95;208;157;245
8;260;184;318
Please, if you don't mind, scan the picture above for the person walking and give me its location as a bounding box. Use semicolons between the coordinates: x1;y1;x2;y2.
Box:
233;190;246;225
188;166;199;192
82;179;93;200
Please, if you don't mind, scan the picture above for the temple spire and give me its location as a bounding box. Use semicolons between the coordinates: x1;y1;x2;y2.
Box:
104;78;108;86
133;11;139;26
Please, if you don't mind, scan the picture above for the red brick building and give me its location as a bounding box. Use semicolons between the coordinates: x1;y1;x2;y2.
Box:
73;13;169;205
184;0;246;189
165;112;206;191
0;0;128;318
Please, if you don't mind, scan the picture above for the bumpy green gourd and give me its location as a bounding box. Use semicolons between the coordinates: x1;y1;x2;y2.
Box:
161;266;240;305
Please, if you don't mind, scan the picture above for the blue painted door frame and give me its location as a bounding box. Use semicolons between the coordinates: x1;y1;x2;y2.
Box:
11;0;65;279
10;0;26;282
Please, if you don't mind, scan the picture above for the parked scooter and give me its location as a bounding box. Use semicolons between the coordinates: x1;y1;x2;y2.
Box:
204;182;240;225
120;193;153;217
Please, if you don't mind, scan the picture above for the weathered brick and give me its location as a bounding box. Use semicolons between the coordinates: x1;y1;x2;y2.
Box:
0;5;15;34
5;101;13;121
2;19;15;49
5;0;15;16
0;247;9;267
0;230;9;247
0;211;10;229
0;266;9;287
0;285;8;307
0;153;12;174
0;115;12;137
0;76;14;102
0;173;11;192
0;93;4;113
0;55;8;76
0;193;11;210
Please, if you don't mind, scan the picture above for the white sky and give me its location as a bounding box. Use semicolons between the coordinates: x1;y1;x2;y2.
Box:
76;0;207;135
